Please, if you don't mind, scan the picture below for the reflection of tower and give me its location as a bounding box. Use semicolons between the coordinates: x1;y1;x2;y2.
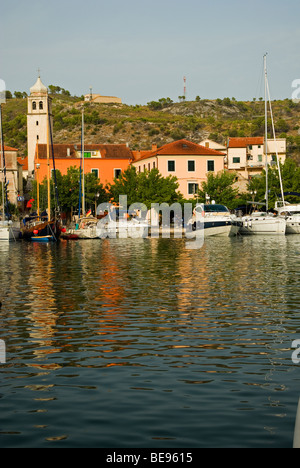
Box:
27;73;53;177
184;76;187;100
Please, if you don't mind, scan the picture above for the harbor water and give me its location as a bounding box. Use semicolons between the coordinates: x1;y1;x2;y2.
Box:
0;236;300;448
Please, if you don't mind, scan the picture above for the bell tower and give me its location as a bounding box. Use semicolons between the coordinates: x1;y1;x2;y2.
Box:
27;73;53;177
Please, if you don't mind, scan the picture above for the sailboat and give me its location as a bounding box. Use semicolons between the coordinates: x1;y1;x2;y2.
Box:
21;84;61;242
241;54;286;236
275;194;300;234
62;110;98;240
0;98;20;241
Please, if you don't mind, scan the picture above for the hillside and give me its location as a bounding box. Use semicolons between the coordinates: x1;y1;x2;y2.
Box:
2;93;300;162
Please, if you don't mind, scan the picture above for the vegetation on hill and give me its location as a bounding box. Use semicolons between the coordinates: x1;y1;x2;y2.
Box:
1;89;300;163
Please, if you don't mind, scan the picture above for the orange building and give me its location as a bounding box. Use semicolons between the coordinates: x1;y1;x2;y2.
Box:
35;143;132;186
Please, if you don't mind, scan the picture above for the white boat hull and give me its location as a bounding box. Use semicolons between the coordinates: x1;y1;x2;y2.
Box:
240;216;286;235
0;223;20;241
97;220;149;239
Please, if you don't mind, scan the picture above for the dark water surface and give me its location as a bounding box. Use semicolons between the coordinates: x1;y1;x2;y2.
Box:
0;236;300;448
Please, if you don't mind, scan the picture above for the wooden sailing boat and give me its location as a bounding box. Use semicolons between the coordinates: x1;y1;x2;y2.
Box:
241;54;286;235
21;81;61;242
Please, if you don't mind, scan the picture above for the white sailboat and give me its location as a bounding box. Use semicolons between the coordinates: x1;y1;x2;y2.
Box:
275;198;300;234
241;54;286;236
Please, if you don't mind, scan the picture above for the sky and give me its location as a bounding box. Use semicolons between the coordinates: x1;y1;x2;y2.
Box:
1;0;300;105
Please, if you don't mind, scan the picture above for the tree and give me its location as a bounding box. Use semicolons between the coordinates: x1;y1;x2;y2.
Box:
108;167;182;209
198;171;239;209
32;167;108;216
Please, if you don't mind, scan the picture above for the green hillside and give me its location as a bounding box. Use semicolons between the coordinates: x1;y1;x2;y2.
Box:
2;92;300;162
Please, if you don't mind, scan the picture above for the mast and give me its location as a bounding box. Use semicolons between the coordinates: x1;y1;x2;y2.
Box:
264;53;269;212
46;94;51;220
36;139;40;219
82;110;86;217
0;104;5;220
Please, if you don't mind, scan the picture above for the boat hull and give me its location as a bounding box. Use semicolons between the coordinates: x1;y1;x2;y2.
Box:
240;216;286;235
0;223;20;241
31;235;55;243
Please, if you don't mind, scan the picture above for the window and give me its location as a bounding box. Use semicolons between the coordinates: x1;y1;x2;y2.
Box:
153;162;156;169
36;121;39;126
39;101;43;110
207;160;215;172
91;169;99;178
188;183;199;195
258;155;263;162
148;163;151;171
188;160;195;172
32;101;37;110
232;157;240;164
114;169;122;179
168;161;175;172
84;152;91;158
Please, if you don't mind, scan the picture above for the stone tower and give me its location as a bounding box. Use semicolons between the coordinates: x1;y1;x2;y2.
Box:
27;74;53;177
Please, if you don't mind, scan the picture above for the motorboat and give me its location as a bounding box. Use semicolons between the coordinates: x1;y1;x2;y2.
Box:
96;210;149;239
240;212;286;235
0;220;20;241
275;201;300;234
187;204;241;237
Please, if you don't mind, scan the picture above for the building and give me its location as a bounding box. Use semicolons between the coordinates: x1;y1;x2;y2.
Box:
27;75;53;177
84;93;122;105
0;145;23;205
199;138;227;153
227;137;287;191
35;143;132;187
132;139;226;199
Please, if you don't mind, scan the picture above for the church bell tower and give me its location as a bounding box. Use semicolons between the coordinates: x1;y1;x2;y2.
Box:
27;74;53;177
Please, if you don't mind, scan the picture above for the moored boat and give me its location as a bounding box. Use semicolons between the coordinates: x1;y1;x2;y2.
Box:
187;203;241;238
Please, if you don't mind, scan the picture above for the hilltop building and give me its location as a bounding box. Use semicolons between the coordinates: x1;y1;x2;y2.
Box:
84;93;122;105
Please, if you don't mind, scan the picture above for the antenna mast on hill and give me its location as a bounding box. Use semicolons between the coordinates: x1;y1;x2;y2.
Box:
183;76;187;100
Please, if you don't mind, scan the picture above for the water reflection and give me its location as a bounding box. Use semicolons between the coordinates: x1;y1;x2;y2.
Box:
0;236;300;447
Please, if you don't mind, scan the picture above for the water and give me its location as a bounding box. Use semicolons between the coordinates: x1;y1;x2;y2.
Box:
0;236;300;448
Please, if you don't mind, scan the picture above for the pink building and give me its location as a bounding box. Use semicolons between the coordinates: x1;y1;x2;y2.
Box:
132;139;226;199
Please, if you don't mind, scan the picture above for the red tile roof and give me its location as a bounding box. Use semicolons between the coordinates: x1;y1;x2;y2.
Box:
36;144;132;160
17;157;28;170
134;139;226;162
0;145;18;152
228;137;264;148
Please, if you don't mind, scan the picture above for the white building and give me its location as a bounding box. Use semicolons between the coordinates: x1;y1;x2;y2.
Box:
27;75;53;177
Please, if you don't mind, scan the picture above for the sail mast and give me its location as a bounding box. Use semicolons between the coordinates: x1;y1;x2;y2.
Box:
264;53;269;212
0;104;5;219
82;110;86;217
46;94;51;220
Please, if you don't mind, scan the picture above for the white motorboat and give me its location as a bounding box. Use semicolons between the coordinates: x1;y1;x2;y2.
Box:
275;201;300;234
0;221;20;241
240;212;286;235
187;204;241;238
96;211;149;239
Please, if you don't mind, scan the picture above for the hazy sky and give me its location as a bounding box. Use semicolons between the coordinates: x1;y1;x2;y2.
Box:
1;0;300;104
